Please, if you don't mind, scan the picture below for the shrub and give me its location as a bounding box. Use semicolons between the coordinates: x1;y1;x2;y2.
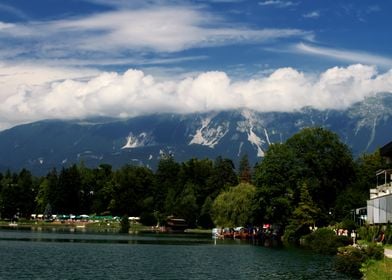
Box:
385;223;392;244
119;215;130;233
334;244;384;278
335;246;367;278
364;243;384;260
303;228;351;255
140;212;157;226
358;225;379;243
282;223;311;245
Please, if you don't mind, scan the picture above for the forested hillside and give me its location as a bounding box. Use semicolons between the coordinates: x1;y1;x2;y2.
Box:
0;128;388;230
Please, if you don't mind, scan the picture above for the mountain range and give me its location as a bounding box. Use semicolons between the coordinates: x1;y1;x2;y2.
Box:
1;94;391;175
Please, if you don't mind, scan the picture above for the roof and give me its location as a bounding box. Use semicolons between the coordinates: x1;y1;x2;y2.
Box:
380;141;392;157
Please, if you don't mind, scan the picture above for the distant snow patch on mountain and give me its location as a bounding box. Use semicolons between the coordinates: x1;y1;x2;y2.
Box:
264;128;271;145
122;132;152;149
237;141;244;157
247;127;265;157
238;110;265;157
189;116;229;148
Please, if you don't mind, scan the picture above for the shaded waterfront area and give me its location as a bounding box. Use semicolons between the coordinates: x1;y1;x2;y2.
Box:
0;228;350;280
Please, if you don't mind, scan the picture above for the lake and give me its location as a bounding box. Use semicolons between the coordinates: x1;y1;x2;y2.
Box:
0;228;350;279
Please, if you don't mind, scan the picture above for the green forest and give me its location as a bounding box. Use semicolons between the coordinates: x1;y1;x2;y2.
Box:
0;127;388;230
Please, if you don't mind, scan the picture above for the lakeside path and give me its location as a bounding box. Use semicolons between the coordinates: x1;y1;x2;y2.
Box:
385;248;392;258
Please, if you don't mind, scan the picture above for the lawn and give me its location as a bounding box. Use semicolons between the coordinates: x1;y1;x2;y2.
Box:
363;255;392;280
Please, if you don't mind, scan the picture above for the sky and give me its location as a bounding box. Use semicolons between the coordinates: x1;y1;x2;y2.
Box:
0;0;392;130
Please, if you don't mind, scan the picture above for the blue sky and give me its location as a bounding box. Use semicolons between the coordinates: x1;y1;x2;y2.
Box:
0;0;392;130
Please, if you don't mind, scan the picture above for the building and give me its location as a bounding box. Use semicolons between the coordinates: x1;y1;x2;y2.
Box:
366;142;392;224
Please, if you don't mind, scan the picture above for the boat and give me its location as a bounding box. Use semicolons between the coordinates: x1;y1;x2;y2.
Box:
165;217;188;232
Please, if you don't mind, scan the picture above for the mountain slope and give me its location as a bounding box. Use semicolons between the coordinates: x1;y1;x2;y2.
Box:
0;94;391;175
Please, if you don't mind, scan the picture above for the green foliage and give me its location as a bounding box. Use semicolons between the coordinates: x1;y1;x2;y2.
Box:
361;257;392;280
303;228;351;255
255;127;355;226
119;215;130;233
335;244;384;278
172;183;199;227
198;196;214;228
0;126;384;233
206;157;238;201
139;212;156;226
291;183;321;227
211;183;257;227
385;223;392;244
0;169;37;219
285;127;355;216
335;246;367;278
358;225;381;243
284;183;322;244
239;154;252;183
339;219;358;232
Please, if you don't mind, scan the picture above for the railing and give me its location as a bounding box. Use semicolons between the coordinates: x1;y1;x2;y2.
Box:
370;183;392;198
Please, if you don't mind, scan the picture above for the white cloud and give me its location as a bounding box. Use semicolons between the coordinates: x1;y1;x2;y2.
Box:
0;3;29;20
295;43;392;68
303;11;320;19
258;1;298;8
1;63;392;130
0;6;310;65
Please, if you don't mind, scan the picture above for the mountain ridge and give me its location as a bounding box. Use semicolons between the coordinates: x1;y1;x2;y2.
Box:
1;94;391;175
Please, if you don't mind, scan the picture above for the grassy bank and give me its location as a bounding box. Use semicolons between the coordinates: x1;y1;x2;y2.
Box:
362;257;392;280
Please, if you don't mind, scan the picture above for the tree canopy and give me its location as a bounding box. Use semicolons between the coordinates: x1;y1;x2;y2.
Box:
0;127;382;230
254;127;356;226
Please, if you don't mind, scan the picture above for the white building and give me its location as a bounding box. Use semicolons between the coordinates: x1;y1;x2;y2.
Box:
367;142;392;224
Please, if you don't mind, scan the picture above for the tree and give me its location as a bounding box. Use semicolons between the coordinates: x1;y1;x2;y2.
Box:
0;171;19;219
56;165;82;214
119;215;130;233
211;183;257;227
110;165;154;216
206;157;238;198
254;143;298;225
239;154;252;183
291;183;321;228
35;169;58;213
177;158;213;207
285;127;355;212
199;196;214;228
334;149;388;219
90;164;114;215
154;156;180;214
254;127;355;226
173;183;199;227
17;169;36;217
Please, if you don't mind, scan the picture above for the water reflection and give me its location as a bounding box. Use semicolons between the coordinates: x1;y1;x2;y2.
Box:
0;228;350;280
0;227;218;245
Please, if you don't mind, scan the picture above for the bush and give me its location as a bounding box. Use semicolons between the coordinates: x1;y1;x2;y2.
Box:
334;244;384;278
119;215;130;233
283;223;311;245
385;223;392;244
363;243;384;260
358;225;380;243
303;228;351;255
140;212;157;226
335;246;367;278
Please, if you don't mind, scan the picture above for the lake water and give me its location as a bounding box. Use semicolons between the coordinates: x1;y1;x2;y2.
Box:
0;228;350;280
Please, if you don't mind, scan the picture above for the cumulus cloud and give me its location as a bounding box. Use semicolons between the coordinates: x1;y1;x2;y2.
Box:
1;63;392;131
